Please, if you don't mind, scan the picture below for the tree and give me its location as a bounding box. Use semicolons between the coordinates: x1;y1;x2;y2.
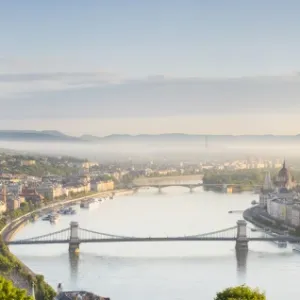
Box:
215;285;265;300
0;275;33;299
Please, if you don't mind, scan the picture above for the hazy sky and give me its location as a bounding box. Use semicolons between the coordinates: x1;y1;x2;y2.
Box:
1;1;300;136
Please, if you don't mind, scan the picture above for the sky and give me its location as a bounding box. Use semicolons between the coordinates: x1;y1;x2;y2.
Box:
1;0;300;136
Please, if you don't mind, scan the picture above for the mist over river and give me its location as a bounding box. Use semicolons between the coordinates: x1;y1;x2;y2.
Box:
9;185;300;300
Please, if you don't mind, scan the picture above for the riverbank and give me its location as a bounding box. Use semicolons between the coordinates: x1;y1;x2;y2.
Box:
243;206;296;236
0;188;133;297
1;188;133;242
133;174;203;185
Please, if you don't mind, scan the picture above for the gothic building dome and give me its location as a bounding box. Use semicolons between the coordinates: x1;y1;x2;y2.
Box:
276;160;295;190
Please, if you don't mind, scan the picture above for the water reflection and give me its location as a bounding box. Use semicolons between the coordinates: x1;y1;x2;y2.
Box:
69;252;79;282
235;248;248;282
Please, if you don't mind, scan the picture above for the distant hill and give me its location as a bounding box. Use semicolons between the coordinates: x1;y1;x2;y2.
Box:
0;130;300;144
0;130;80;142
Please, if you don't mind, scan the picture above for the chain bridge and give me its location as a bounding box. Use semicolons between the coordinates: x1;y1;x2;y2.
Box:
7;220;300;253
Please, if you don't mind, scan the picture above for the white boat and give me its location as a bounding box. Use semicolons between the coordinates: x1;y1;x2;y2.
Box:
293;244;300;252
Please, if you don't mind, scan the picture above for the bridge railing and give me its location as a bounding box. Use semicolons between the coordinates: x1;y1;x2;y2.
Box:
78;228;133;240
10;228;71;244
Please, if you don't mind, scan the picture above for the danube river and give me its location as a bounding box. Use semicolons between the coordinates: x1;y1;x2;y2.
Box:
9;186;300;300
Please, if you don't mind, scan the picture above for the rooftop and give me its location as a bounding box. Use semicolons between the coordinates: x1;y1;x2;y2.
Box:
56;291;110;300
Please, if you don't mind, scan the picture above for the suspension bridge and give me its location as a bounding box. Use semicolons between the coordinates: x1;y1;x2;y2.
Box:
6;220;300;253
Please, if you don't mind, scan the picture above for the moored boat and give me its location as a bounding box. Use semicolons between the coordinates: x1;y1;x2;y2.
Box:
80;200;90;209
293;244;300;252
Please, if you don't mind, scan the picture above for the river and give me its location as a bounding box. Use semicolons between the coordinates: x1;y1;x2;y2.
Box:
9;185;300;300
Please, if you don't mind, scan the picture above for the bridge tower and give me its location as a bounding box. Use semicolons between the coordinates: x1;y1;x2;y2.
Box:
235;220;248;250
69;221;80;254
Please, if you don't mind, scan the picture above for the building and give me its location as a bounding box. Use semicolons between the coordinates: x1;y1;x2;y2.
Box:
21;160;36;166
90;180;114;192
291;205;300;227
6;195;25;211
259;171;275;208
0;185;7;213
264;160;300;226
275;160;296;190
36;183;64;200
20;187;44;205
268;198;293;222
7;183;23;195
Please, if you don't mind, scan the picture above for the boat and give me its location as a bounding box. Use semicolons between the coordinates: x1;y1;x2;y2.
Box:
293;244;300;252
42;214;52;221
251;200;258;205
42;213;59;222
80;201;90;209
60;207;76;215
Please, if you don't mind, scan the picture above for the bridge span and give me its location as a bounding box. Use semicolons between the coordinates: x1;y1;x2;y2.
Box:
7;220;299;253
132;183;262;192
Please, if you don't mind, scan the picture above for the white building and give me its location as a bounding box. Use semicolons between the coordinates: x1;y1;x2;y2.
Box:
291;205;300;227
259;171;274;207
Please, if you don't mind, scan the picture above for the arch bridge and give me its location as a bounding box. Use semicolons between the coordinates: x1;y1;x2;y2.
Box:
6;220;299;253
132;183;262;192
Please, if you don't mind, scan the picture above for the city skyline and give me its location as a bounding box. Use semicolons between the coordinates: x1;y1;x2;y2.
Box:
1;1;300;135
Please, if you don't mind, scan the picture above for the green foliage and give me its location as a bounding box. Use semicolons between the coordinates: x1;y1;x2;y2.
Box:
4;202;41;222
0;275;33;299
34;275;56;300
0;254;13;273
215;285;265;300
203;169;266;186
0;238;56;300
18;162;76;177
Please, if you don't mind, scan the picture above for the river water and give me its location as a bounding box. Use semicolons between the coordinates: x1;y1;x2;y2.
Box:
9;186;300;300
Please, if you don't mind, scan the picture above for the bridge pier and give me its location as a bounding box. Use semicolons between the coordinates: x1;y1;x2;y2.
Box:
158;186;162;193
235;220;248;250
189;185;193;193
69;221;80;254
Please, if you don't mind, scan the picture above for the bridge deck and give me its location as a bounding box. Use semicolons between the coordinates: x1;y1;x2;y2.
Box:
7;236;300;245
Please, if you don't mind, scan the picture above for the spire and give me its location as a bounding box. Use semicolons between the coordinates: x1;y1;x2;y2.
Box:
283;159;286;169
263;171;273;191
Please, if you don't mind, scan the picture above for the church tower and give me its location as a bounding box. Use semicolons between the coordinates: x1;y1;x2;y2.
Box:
259;171;274;208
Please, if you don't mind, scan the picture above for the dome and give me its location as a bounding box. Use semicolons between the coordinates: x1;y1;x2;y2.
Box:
276;160;295;190
278;161;290;179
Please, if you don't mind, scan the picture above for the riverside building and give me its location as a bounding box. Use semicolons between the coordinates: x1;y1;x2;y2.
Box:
260;161;300;227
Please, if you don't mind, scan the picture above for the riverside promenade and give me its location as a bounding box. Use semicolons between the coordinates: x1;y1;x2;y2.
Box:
0;189;132;295
243;206;292;236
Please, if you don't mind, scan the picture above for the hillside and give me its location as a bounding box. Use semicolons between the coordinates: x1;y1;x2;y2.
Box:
1;130;300;145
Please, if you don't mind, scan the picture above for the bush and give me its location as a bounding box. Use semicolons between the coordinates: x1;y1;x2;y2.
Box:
0;275;33;299
215;285;266;300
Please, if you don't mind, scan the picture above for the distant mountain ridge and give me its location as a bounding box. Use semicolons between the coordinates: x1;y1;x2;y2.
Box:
0;130;300;143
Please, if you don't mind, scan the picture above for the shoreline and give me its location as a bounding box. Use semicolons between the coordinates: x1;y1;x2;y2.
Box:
243;206;296;236
0;188;133;295
1;188;133;242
